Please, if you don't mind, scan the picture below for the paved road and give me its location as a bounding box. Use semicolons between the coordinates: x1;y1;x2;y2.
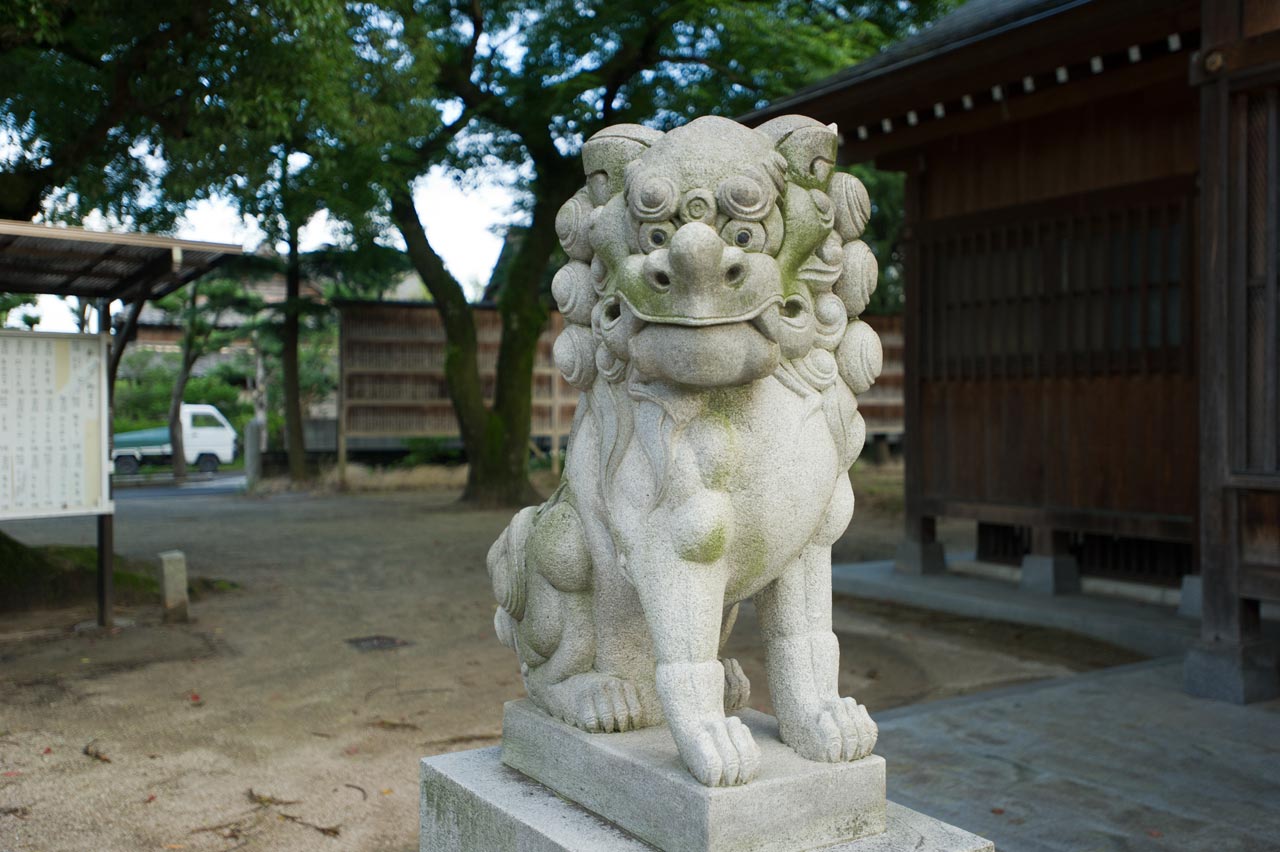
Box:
113;472;246;500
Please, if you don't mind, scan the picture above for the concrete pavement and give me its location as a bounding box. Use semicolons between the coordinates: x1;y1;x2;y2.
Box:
876;659;1280;851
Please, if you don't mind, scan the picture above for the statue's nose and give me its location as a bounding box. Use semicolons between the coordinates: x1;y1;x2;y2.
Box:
669;222;725;290
644;222;745;294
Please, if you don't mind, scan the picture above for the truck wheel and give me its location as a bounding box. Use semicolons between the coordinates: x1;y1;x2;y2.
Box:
114;455;140;475
196;454;220;473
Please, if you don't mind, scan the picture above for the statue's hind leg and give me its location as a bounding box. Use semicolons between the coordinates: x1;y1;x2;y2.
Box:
490;500;647;733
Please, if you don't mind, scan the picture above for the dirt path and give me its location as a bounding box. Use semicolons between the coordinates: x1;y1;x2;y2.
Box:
0;480;1137;852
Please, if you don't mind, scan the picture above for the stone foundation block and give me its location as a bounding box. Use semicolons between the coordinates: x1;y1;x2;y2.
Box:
421;744;993;852
894;539;946;576
1019;554;1081;595
1185;638;1280;704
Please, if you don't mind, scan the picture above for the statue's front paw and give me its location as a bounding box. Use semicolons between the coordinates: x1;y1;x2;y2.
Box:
676;715;761;787
781;697;877;763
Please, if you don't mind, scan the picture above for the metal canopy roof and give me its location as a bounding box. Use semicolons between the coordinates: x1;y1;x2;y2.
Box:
0;219;243;302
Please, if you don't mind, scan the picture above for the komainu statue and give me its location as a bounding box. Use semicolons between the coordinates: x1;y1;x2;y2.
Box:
488;114;883;788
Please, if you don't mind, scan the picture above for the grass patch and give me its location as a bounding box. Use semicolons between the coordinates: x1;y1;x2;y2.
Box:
0;534;240;613
0;537;159;613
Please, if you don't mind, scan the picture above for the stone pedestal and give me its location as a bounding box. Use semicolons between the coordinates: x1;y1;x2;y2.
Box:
894;538;946;576
421;702;993;852
1177;575;1203;619
1019;554;1081;595
1185;638;1280;704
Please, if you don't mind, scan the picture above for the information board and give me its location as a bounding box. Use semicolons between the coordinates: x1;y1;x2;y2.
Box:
0;330;112;521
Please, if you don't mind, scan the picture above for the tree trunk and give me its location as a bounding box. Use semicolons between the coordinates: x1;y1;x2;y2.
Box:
282;223;308;482
168;351;196;482
390;172;574;508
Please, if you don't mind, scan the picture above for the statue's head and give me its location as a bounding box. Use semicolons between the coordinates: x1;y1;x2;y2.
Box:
552;115;877;391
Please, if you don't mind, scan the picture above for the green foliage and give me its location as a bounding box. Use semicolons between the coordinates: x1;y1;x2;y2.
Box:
113;349;255;433
304;242;417;301
849;164;905;315
402;436;465;466
0;0;346;223
0;535;159;613
0;293;36;325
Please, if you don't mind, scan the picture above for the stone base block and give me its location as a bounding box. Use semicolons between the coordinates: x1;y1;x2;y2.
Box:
894;539;946;576
1185;638;1280;704
500;700;883;852
421;745;992;852
1177;575;1203;619
1019;554;1081;595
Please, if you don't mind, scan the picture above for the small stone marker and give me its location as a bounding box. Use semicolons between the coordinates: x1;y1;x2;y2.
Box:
159;550;189;624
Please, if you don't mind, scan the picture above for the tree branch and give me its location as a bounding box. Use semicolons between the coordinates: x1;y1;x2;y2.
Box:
388;187;488;431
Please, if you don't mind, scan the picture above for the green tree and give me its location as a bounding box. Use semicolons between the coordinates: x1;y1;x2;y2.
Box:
343;0;947;505
0;0;336;224
161;6;379;482
155;276;262;480
0;293;36;326
849;165;904;315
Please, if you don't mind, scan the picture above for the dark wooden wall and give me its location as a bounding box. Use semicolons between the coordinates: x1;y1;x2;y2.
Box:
904;85;1200;549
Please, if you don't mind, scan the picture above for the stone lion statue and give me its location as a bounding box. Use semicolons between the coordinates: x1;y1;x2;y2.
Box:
488;114;883;787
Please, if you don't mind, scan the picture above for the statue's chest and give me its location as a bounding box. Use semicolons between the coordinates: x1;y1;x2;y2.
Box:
608;378;840;592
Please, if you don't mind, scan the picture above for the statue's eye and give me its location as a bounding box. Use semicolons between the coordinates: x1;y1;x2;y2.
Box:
638;222;675;253
721;220;766;253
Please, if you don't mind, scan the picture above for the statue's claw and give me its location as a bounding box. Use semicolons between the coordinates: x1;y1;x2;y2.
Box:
782;697;877;763
541;672;644;733
721;657;751;712
680;715;760;787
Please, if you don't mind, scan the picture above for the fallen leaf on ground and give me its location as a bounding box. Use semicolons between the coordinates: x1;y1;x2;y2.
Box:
380;788;393;796
279;812;340;837
370;719;420;732
248;788;300;807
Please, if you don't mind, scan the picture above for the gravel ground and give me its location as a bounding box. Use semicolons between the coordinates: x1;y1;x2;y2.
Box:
0;470;1138;852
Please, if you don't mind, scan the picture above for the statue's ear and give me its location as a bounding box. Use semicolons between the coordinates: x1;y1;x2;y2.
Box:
756;115;838;188
582;125;664;207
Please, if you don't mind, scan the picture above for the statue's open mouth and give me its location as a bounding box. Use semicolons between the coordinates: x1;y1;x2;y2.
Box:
620;293;784;328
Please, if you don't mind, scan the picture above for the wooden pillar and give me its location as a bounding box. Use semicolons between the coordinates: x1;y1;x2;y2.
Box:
895;158;945;576
1020;527;1080;595
1185;0;1280;702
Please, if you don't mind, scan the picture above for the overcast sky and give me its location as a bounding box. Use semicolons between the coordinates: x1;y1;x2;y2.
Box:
18;168;515;332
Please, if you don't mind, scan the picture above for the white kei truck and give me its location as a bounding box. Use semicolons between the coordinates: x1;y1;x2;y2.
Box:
111;403;238;475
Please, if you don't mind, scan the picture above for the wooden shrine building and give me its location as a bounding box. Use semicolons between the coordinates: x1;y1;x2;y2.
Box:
746;0;1280;702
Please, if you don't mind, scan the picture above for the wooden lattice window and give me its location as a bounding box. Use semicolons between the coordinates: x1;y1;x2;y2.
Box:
918;178;1196;381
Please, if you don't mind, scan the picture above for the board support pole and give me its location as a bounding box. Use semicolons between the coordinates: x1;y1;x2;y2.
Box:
97;513;114;628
